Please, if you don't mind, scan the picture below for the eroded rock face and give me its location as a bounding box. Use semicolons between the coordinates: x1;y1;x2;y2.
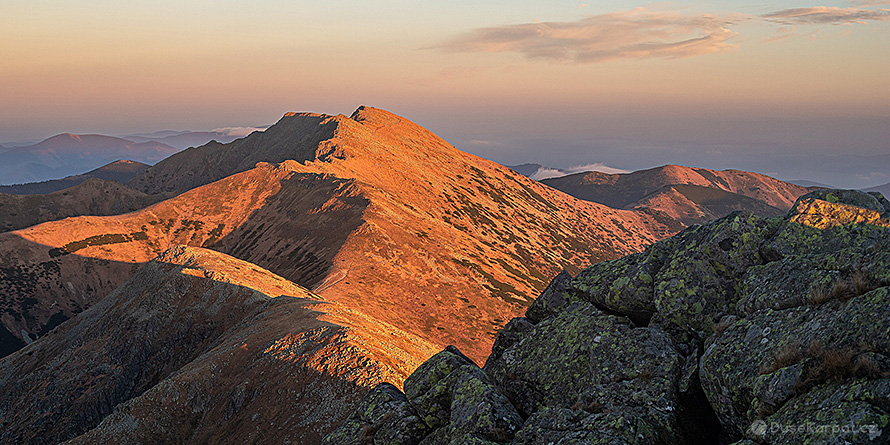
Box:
327;190;890;444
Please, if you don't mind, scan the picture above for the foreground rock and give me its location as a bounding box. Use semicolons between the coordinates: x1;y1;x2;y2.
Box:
0;246;437;444
326;189;890;444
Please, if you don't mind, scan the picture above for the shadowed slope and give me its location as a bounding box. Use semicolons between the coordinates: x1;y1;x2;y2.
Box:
0;178;162;233
0;246;437;444
631;184;786;226
127;113;338;194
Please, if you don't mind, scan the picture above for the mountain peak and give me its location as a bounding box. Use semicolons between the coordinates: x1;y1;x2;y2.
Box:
349;105;399;123
282;111;330;119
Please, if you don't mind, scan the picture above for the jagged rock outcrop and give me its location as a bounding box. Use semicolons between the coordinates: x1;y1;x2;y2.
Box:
326;189;890;444
0;246;438;444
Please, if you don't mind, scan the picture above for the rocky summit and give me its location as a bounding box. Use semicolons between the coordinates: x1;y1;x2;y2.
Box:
326;189;890;444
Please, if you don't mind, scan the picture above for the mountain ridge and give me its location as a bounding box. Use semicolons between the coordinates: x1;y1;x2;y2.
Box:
0;106;677;363
541;164;810;226
0;177;162;233
0;245;438;443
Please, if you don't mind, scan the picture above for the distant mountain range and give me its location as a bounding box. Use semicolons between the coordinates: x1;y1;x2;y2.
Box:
0;134;177;185
538;165;812;226
0;160;149;195
788;179;835;188
507;162;629;180
122;127;266;149
0;128;266;186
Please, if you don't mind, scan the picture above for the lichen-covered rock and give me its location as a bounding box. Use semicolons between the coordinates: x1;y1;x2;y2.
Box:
484;302;686;443
758;379;890;444
868;191;890;216
421;366;523;444
700;287;890;439
571;241;672;324
512;407;663;444
782;190;890;234
486;317;534;368
653;211;774;339
797;189;886;213
737;255;840;313
321;383;430;445
524;270;578;324
403;345;478;430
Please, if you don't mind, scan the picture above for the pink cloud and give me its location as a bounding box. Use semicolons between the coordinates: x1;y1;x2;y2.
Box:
434;8;744;63
763;6;890;25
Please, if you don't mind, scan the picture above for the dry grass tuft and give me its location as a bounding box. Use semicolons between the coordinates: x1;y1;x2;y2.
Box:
808;270;879;305
359;424;378;444
637;369;654;381
712;317;735;336
795;341;890;393
760;342;803;375
571;399;605;414
851;270;878;296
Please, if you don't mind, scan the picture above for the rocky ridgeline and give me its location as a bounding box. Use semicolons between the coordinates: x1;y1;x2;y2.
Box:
325;190;890;444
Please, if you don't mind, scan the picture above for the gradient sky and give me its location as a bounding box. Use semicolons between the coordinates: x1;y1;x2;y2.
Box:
1;1;888;187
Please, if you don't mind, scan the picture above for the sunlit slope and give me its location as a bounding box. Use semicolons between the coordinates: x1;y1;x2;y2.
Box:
1;107;676;362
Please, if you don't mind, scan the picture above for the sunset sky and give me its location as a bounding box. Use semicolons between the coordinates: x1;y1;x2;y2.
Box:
1;1;888;187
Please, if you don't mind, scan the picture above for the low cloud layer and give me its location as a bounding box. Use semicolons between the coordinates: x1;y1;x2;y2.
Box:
212;126;267;137
763;6;890;24
435;8;742;63
530;163;630;180
436;3;888;63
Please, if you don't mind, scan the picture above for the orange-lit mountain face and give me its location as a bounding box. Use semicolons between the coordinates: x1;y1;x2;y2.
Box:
0;107;678;362
542;164;811;226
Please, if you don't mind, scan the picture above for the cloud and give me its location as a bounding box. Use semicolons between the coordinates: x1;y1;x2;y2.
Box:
465;139;505;146
763;6;890;25
849;1;890;7
212;126;266;137
530;163;630;180
434;7;743;63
